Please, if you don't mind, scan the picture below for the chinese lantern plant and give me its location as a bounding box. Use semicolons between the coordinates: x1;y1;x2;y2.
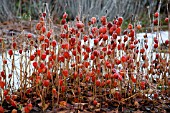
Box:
0;2;170;112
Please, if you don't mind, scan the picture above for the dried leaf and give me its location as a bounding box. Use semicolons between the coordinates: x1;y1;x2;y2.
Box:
111;89;115;94
59;101;67;107
87;97;93;101
134;101;139;108
80;82;86;87
38;102;50;111
96;103;100;108
94;109;100;112
148;89;153;94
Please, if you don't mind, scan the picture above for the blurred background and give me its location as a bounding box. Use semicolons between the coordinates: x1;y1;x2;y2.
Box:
0;0;169;23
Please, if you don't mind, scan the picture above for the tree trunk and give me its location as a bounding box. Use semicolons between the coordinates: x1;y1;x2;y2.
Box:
0;0;15;22
0;0;163;22
49;0;158;21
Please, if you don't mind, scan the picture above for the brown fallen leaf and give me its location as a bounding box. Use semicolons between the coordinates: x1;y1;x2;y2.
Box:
38;102;50;111
59;101;67;107
134;101;139;108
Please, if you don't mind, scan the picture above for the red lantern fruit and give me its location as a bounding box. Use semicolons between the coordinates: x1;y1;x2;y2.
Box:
93;100;98;106
62;69;68;77
8;49;13;56
0;106;4;113
43;80;50;87
165;17;169;23
154;12;159;18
